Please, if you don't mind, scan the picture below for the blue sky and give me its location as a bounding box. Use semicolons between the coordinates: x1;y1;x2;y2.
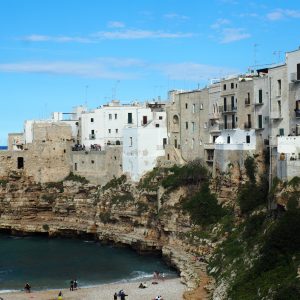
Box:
0;0;300;144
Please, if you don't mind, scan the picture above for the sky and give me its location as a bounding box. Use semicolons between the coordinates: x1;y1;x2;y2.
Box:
0;0;300;145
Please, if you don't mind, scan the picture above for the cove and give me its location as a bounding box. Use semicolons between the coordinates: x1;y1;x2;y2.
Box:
0;234;177;291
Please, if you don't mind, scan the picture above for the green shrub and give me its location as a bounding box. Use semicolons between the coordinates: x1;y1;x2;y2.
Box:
99;211;111;223
42;224;49;231
136;202;149;215
0;179;8;188
162;160;208;190
238;177;268;214
41;194;56;203
102;175;126;191
182;182;225;226
64;172;88;184
244;156;257;183
111;192;134;204
45;181;64;192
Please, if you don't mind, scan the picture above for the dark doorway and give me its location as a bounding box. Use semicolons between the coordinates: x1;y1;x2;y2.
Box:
17;157;24;169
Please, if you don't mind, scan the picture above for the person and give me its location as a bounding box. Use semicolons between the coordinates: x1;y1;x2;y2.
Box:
138;282;147;288
58;291;63;300
119;290;128;300
113;292;118;300
70;280;74;291
24;283;31;293
74;279;78;290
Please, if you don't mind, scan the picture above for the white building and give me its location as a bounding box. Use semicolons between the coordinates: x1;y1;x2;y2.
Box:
123;105;167;182
215;129;256;151
80;100;154;149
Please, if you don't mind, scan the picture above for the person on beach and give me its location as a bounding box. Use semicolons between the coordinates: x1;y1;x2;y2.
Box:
113;292;118;300
74;279;78;290
70;280;74;291
139;282;147;288
24;283;31;293
120;291;128;300
58;291;63;300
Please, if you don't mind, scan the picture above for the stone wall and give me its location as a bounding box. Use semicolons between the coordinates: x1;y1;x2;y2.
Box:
71;146;122;185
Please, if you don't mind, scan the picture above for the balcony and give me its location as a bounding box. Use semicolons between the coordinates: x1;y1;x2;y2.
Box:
254;101;264;106
270;111;283;120
208;113;220;120
244;122;252;129
204;143;215;150
291;72;300;82
245;98;251;106
89;134;96;140
220;123;237;130
209;124;221;133
219;105;237;114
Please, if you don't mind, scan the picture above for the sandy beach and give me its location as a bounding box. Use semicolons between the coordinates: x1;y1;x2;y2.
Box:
0;277;186;300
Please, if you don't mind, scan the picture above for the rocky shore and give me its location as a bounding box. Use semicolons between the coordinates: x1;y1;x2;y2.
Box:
0;172;216;299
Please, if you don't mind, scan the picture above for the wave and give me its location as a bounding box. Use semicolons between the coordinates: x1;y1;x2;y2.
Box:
0;289;20;293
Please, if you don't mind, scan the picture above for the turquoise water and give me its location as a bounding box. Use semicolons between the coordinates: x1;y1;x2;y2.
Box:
0;234;176;292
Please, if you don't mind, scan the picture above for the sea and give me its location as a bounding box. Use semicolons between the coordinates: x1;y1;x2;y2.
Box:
0;234;177;292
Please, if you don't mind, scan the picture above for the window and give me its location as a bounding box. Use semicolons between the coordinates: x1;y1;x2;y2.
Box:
192;104;195;113
114;114;117;119
200;103;203;110
174;139;178;148
258;115;263;129
192;122;195;132
231;96;235;108
155;124;160;127
74;163;77;171
279;128;284;136
90;118;94;122
204;122;208;129
75;122;79;126
116;129;118;133
277;79;282;96
91;160;95;164
159;116;163;120
231;82;234;89
17;157;24;169
224;97;227;111
185;103;188;109
109;114;112;120
128;113;133;124
227;136;230;144
259;89;263;103
108;129;111;133
186;122;188;129
297;63;300;80
163;138;167;149
246;136;250;143
223;84;226;90
143;116;147;125
191;138;195;149
130;137;133;146
91;130;95;134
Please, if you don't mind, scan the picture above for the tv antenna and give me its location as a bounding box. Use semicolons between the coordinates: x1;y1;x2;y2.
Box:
273;50;282;63
112;80;120;100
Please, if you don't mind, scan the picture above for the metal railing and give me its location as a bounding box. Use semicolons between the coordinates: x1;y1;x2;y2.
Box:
219;105;237;113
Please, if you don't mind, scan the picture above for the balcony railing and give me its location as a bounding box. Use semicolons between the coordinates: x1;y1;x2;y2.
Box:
244;122;252;129
270;111;283;120
219;105;237;113
208;113;220;120
209;125;221;133
245;98;251;106
219;123;237;130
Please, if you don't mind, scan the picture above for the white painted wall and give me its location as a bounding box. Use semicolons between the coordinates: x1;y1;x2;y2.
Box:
215;129;256;150
278;136;300;154
123;112;167;181
286;49;300;82
80;101;153;149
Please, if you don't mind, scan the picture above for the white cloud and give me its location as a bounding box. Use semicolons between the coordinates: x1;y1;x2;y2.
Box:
267;9;300;21
0;59;143;79
220;28;251;43
107;21;125;28
163;13;189;20
154;62;238;81
211;18;231;29
92;29;194;39
22;34;92;43
20;29;194;43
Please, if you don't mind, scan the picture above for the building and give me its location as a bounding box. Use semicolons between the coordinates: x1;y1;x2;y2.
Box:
122;103;167;182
